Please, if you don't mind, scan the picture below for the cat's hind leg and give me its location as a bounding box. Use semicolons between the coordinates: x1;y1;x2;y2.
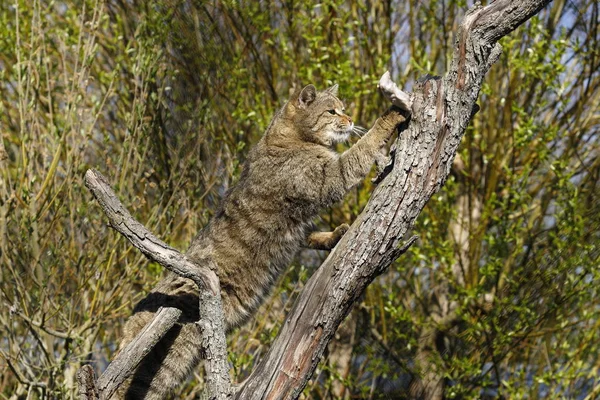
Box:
305;224;350;250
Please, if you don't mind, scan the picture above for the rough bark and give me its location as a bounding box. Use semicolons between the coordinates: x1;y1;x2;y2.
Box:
78;170;232;399
77;366;99;400
235;1;552;398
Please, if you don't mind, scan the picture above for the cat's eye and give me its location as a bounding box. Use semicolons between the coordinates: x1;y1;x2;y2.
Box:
328;109;336;115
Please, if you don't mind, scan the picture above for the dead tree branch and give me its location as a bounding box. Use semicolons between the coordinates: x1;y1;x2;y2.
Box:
83;170;219;295
78;170;232;399
97;307;182;399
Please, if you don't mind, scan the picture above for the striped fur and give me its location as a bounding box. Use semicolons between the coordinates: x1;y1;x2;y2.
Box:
113;84;407;399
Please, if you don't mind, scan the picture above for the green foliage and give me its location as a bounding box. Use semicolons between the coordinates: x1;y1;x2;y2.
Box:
0;0;598;399
394;2;600;398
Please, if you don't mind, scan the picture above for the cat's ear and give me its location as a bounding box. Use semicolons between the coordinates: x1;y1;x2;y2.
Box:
326;84;339;96
298;84;317;108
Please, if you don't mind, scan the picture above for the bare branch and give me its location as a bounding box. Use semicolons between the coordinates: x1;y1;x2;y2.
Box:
83;169;219;295
7;304;80;340
470;0;553;43
97;307;182;400
80;170;232;399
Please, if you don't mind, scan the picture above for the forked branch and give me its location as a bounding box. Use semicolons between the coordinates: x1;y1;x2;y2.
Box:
78;170;232;399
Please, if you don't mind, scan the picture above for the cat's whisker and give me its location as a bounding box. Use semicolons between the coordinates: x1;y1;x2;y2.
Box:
352;126;368;138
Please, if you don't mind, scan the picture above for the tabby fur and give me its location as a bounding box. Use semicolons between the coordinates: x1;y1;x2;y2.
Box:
114;84;408;399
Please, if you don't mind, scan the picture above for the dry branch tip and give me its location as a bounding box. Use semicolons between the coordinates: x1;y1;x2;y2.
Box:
378;71;412;111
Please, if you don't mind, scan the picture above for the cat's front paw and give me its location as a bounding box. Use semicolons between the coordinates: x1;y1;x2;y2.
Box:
372;152;392;184
379;106;408;130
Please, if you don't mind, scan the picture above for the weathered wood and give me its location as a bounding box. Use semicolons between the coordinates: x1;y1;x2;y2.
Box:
235;1;552;398
80;170;232;399
378;70;412;111
97;307;182;400
198;291;233;400
83;169;219;295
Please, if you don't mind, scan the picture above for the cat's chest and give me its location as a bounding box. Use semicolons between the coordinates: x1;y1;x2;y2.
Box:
264;221;311;276
282;220;311;243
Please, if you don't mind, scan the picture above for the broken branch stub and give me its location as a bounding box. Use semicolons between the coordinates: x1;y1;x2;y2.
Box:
378;70;412;111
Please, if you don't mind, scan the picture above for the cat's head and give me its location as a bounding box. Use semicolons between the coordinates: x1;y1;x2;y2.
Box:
287;84;354;147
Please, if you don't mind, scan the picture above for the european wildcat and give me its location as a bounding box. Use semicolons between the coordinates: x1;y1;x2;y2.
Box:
114;83;409;399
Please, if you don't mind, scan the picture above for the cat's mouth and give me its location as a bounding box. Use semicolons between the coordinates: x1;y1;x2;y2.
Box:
332;132;351;143
331;123;353;143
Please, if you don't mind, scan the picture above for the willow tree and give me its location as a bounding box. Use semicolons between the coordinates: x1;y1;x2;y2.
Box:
1;0;598;399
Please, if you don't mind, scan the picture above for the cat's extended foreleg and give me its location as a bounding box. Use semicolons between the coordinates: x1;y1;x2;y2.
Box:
321;106;408;203
305;223;350;250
